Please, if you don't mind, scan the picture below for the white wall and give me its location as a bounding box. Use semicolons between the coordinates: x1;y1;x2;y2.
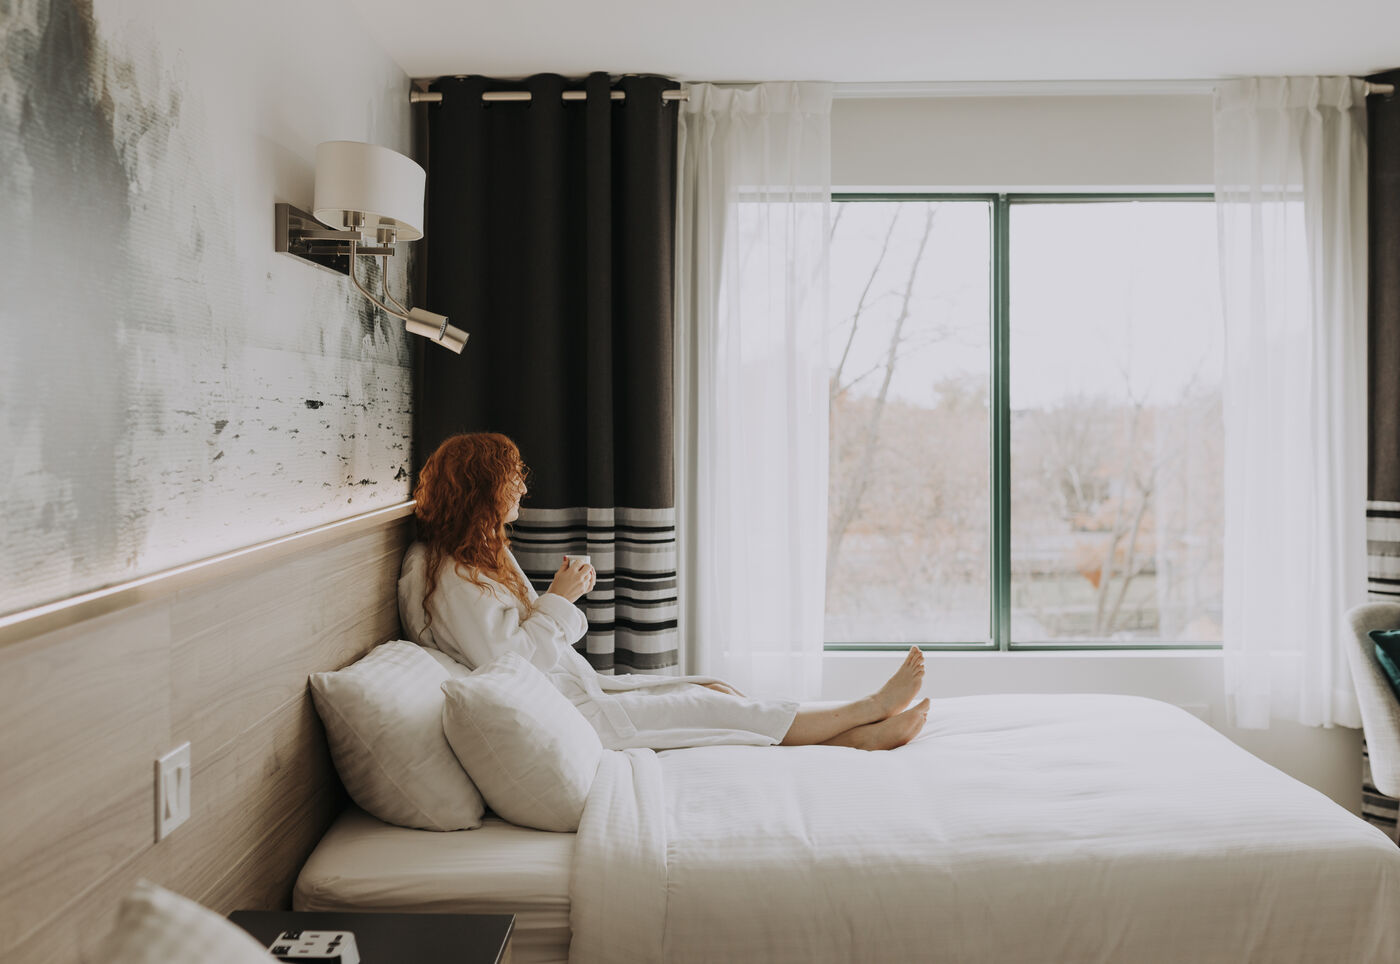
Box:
0;0;416;616
832;94;1215;189
824;93;1362;814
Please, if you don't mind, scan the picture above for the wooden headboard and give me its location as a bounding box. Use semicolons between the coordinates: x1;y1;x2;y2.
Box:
0;505;414;963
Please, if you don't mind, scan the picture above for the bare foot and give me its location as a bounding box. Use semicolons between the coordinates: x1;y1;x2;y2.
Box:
824;698;930;751
872;645;925;719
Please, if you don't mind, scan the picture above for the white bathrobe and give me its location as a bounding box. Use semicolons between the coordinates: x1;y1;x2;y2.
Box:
397;542;796;750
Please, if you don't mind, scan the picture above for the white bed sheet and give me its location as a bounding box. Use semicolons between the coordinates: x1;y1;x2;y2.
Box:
293;807;574;964
572;694;1400;963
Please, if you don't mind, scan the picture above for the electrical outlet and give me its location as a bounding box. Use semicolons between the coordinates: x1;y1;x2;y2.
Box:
155;742;191;841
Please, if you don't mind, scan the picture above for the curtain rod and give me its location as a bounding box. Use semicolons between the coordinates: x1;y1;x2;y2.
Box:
409;82;1389;104
410;89;688;104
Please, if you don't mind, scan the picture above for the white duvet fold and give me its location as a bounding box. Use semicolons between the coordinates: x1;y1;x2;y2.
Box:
570;749;669;964
568;694;1400;963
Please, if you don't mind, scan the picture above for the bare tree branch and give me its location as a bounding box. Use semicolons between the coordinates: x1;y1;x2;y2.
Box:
831;207;901;396
1104;483;1152;634
827;205;937;590
1092;396;1145;635
829;202;845;242
1090;380;1161;636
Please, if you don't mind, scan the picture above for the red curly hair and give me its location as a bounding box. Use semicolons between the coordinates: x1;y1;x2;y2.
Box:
413;433;533;623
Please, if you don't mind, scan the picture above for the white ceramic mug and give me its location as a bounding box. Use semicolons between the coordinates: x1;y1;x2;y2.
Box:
565;555;594;596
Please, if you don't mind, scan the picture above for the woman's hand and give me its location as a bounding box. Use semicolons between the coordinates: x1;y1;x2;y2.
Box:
699;680;745;697
546;556;595;603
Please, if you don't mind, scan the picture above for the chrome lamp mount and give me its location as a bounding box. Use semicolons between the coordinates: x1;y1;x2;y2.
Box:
274;141;467;353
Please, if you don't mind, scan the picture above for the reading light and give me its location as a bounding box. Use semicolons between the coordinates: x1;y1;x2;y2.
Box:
275;140;467;353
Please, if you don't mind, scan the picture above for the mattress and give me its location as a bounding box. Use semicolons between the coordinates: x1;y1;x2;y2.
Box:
293;807;574;964
573;694;1400;963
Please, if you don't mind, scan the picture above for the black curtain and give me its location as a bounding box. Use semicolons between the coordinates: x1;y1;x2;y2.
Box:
417;72;680;674
1369;70;1400;526
1365;69;1400;842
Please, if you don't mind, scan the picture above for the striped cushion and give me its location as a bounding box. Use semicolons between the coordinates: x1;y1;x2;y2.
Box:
310;641;484;831
95;880;273;963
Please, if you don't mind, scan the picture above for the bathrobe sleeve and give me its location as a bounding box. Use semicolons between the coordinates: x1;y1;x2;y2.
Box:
398;542;588;675
429;574;587;675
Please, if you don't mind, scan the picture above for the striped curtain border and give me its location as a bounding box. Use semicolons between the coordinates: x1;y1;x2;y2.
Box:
510;506;678;674
1367;501;1400;598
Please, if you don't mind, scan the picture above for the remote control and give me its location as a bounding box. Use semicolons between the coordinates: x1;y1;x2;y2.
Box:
267;929;360;964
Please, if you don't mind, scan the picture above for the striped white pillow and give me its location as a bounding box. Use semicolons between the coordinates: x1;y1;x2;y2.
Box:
441;651;603;832
310;641;484;831
93;880;273;963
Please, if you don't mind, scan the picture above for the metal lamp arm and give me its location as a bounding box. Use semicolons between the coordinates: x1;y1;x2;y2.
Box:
380;255;411;317
347;241;409;322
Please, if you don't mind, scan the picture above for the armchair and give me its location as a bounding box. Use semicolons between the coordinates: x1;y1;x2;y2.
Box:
1344;602;1400;797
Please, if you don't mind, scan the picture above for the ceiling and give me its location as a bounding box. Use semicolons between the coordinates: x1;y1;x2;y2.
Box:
348;0;1399;86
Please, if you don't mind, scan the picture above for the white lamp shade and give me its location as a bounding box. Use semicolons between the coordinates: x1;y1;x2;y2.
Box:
313;141;425;241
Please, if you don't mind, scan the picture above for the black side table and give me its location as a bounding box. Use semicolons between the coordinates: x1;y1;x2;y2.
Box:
228;910;513;964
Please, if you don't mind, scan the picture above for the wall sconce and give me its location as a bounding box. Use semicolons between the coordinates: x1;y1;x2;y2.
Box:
275;140;467;353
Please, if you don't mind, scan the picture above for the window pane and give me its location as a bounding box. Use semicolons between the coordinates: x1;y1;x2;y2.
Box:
826;200;992;644
1009;201;1224;644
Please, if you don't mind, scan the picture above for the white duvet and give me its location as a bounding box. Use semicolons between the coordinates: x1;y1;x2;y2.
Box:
570;694;1400;963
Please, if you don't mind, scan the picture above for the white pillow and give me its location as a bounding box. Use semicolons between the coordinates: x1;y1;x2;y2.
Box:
441;651;603;832
309;640;484;831
91;880;273;963
424;646;474;678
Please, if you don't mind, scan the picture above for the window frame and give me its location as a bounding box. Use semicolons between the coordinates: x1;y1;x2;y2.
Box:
826;192;1221;653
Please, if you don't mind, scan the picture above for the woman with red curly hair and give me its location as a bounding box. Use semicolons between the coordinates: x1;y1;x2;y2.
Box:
399;432;929;750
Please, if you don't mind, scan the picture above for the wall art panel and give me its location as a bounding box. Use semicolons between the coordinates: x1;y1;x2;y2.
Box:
0;0;416;615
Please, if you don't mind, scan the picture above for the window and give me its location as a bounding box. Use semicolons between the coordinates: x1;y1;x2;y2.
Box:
826;195;1224;650
827;200;992;644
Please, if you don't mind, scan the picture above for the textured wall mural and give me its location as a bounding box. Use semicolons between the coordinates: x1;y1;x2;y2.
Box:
0;0;416;615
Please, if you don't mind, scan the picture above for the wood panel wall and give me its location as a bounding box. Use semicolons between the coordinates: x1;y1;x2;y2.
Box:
0;511;413;963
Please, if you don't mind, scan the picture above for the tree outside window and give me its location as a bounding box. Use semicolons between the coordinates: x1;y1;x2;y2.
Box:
826;196;1223;649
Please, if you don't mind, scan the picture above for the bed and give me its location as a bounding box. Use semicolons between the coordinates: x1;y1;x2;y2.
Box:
296;812;574;963
295;693;1400;963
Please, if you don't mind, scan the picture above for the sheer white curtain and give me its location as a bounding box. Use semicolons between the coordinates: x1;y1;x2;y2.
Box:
1214;77;1368;729
674;83;832;699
